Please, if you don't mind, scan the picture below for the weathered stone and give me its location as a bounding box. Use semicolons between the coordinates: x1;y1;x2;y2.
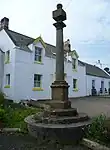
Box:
46;108;78;116
41;113;89;124
51;81;69;102
52;4;66;22
25;3;91;145
82;138;110;150
25;115;91;145
47;100;71;109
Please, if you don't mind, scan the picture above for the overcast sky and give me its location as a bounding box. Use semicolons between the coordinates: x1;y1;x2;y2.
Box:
0;0;110;68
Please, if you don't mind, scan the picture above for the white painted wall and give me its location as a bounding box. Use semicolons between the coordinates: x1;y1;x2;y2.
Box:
86;75;110;96
14;42;54;101
13;40;86;101
0;50;4;91
66;63;86;98
0;29;15;99
2;29;109;101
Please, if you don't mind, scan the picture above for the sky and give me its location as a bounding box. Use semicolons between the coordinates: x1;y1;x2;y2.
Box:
0;0;110;68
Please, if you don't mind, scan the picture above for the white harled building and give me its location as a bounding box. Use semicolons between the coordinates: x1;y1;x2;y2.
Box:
0;17;110;102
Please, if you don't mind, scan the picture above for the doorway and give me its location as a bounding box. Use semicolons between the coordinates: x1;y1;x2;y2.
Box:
101;81;104;93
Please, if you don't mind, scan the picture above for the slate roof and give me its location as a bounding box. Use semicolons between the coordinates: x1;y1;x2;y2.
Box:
80;61;110;79
4;29;110;78
45;43;56;58
5;29;56;56
4;29;70;60
5;29;34;52
78;60;85;66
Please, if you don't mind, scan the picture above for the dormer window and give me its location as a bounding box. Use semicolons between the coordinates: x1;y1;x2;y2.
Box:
72;58;76;70
34;47;42;62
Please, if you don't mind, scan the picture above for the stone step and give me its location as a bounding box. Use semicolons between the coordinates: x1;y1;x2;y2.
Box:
42;113;89;124
46;108;78;117
47;100;71;109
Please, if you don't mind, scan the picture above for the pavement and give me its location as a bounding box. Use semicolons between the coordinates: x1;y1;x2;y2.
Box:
71;96;110;117
0;133;89;150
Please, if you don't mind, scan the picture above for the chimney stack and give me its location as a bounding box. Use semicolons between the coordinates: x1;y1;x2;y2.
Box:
0;17;9;30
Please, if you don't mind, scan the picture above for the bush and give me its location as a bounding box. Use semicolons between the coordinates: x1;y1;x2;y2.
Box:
0;108;6;122
86;114;109;143
5;107;40;133
0;92;5;108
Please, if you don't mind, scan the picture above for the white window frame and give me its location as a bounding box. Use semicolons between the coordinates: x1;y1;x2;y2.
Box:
34;47;42;62
73;79;77;89
72;58;76;69
6;74;10;85
5;50;10;62
34;74;42;88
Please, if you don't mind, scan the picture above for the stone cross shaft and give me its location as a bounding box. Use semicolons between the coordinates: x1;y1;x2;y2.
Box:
52;4;66;81
51;4;70;107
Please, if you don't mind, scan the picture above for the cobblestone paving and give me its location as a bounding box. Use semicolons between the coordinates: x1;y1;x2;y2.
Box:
0;133;89;150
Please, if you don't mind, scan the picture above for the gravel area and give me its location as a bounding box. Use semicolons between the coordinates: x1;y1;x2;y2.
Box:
0;133;89;150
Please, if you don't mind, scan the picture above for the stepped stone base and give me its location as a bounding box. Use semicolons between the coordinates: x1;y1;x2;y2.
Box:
25;114;91;144
42;113;89;124
46;100;71;109
46;108;78;116
25;79;91;144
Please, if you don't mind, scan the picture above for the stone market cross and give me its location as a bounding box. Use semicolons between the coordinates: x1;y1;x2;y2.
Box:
51;4;71;109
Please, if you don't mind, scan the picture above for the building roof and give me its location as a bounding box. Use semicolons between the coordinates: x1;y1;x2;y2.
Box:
80;61;110;79
0;48;4;53
78;60;85;66
5;29;34;52
4;29;110;78
4;29;70;61
45;43;56;58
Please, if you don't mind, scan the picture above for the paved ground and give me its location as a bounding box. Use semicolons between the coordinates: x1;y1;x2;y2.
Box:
0;133;89;150
71;96;110;117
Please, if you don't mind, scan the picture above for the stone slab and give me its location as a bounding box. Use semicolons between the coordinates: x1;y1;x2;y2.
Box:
47;100;71;109
47;108;78;116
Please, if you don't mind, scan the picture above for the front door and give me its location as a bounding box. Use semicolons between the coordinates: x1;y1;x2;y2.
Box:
101;81;104;93
92;80;95;89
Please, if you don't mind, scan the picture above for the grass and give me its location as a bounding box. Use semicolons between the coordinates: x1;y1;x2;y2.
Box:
2;100;41;133
85;114;110;147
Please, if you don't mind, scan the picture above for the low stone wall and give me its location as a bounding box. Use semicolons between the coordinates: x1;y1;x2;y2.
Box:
25;115;90;145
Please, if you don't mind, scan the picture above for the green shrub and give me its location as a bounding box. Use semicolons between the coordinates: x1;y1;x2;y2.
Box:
0;92;5;107
0;108;6;122
5;107;40;133
86;114;109;143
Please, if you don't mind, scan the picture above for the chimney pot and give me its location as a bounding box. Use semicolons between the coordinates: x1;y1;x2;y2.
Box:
0;17;9;30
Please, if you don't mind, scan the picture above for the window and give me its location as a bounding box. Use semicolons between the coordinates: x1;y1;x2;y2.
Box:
72;58;76;69
34;74;42;88
34;47;42;62
73;79;77;89
6;74;10;85
5;50;10;63
92;80;95;88
109;82;110;88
